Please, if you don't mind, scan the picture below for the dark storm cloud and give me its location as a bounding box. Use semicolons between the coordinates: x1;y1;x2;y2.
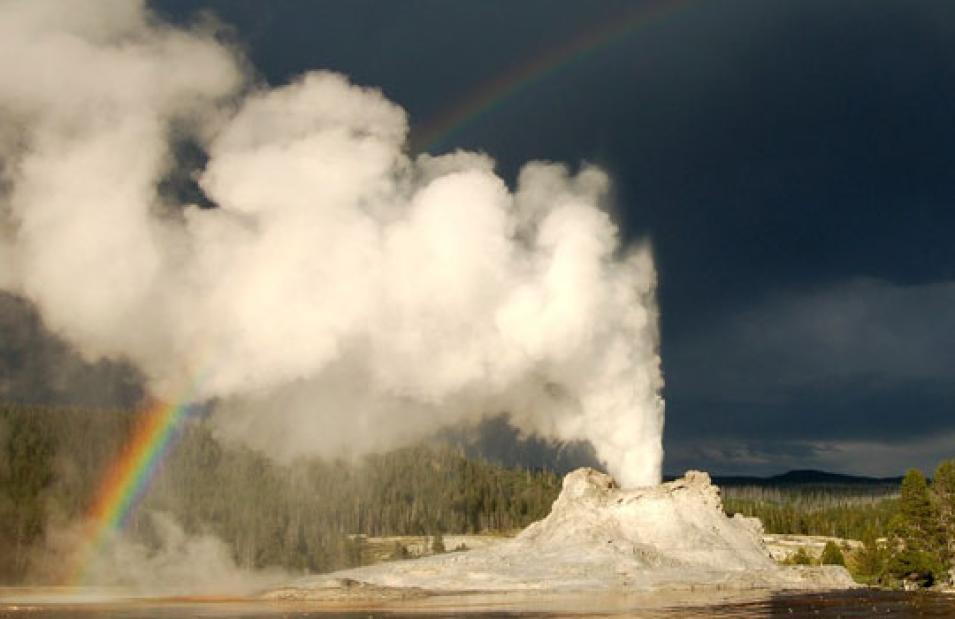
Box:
664;279;955;474
441;414;602;475
665;432;955;478
668;279;955;408
0;293;143;409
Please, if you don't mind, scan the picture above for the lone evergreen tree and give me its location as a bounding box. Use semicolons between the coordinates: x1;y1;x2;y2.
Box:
886;470;945;587
820;541;845;566
899;469;943;551
786;548;813;565
933;459;955;568
852;527;886;584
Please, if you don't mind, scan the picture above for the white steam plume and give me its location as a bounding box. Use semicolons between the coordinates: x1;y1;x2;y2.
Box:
0;1;664;486
36;512;288;595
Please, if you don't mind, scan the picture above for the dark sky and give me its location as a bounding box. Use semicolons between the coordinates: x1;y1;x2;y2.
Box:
14;0;955;477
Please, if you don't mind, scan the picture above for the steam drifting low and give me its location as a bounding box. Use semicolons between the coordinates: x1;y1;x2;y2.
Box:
0;1;664;486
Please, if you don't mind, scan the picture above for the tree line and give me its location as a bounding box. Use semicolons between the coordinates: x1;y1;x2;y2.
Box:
724;461;955;588
4;402;954;589
0;404;560;583
722;493;899;541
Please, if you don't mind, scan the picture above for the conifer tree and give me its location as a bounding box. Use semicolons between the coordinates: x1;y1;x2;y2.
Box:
786;547;813;565
852;527;886;584
898;469;943;551
886;469;945;586
820;541;845;566
933;459;955;568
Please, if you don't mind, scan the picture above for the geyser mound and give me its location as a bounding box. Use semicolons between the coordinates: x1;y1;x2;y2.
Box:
268;469;856;600
516;468;775;573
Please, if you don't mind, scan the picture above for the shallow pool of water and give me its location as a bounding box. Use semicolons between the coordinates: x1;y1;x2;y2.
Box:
2;589;955;618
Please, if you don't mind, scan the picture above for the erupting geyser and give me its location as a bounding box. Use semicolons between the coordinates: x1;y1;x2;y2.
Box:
0;0;663;486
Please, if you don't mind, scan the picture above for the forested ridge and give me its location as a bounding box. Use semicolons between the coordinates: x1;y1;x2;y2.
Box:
723;486;899;540
0;404;560;583
3;403;953;589
724;464;955;587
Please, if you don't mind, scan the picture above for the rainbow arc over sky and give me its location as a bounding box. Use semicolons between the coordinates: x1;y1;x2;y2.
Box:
70;0;690;583
412;0;689;153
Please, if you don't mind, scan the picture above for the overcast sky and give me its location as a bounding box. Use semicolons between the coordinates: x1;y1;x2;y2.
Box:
7;0;954;477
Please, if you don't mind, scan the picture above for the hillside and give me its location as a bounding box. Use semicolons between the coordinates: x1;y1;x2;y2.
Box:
712;470;902;488
0;404;560;584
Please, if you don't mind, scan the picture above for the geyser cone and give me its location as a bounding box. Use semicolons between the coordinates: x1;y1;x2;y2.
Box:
266;468;857;599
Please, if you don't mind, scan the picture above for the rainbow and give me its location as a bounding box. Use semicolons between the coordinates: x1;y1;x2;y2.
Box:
68;397;195;585
412;0;690;153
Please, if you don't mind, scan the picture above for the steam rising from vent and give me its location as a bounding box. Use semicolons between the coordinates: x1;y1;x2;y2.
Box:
0;1;664;486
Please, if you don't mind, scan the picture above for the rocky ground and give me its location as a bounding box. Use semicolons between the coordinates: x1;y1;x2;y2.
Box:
347;533;508;564
265;468;857;601
763;533;862;563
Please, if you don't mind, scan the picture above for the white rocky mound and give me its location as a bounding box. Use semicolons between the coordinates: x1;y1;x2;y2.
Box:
267;469;855;600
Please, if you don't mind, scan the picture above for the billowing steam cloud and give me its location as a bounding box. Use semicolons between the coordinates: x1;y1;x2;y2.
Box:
0;1;664;486
36;513;288;595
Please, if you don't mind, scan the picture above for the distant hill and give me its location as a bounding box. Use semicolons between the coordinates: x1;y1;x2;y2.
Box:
761;469;903;486
666;469;903;488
